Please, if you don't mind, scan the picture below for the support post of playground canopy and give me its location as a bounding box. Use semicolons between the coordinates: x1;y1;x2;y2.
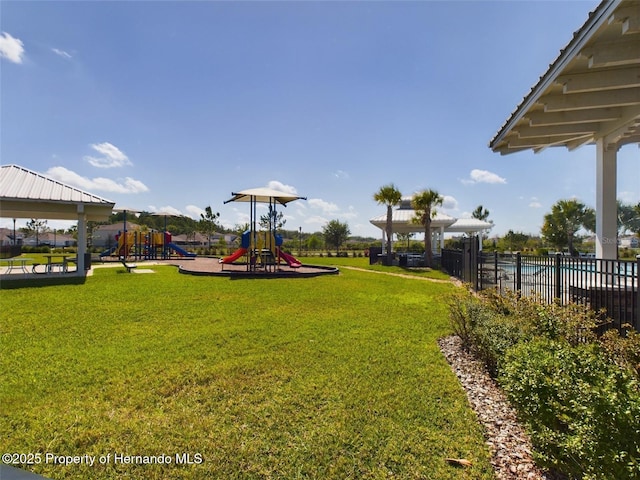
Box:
224;187;307;272
113;207;142;259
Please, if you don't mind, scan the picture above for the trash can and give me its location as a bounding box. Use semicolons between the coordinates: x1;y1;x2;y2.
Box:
399;254;407;267
369;246;382;265
84;252;92;270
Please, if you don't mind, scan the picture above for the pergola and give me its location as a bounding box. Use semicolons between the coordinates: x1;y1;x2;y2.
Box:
369;198;493;253
489;0;639;259
0;164;115;274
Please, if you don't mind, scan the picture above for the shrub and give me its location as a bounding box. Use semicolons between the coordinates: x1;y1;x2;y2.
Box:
501;339;640;480
600;327;640;379
447;288;484;352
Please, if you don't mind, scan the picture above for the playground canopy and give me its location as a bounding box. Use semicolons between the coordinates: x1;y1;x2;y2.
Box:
224;187;307;206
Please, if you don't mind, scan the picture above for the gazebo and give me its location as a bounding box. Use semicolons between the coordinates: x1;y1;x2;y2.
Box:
369;197;493;254
0;164;115;275
489;0;639;259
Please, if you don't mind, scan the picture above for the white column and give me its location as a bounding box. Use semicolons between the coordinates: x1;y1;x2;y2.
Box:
77;205;86;274
595;139;617;259
439;226;445;252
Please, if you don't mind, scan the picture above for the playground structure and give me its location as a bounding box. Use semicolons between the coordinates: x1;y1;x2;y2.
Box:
220;187;305;273
221;230;302;269
101;229;196;260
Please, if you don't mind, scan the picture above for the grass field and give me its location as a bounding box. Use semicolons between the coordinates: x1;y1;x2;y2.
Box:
1;259;494;479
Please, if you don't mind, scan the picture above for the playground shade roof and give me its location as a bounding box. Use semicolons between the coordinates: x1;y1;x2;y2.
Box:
224;187;307;206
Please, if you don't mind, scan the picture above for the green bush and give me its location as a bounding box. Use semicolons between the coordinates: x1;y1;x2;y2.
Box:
501;339;640;480
447;289;640;479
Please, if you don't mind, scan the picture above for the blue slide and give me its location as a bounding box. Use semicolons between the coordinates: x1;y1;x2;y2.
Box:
167;242;197;257
100;246;116;257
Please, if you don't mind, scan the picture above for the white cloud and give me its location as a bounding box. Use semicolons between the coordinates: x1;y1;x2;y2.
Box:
305;215;329;225
0;32;25;64
85;142;132;168
267;180;297;194
52;48;72;59
308;198;339;214
149;205;183;216
528;196;542;208
462;169;507;185
618;191;638;204
441;195;458;210
333;170;349;179
185;205;205;219
46;166;148;194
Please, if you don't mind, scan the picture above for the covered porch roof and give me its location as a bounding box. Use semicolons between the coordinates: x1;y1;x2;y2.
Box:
0;164;116;275
489;0;639;259
489;0;640;154
1;164;115;221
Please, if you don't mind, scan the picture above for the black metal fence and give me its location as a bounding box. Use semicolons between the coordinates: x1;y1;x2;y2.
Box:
442;248;640;333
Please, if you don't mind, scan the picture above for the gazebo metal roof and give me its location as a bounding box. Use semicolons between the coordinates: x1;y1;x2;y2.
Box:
0;164;115;221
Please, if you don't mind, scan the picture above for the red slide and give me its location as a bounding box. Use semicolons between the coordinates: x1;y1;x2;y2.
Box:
220;247;247;264
276;248;302;268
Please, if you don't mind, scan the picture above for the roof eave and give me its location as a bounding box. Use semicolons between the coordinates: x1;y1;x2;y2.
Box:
489;0;623;152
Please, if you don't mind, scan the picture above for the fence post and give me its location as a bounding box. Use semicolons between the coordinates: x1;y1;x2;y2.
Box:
494;251;498;287
516;252;522;293
636;255;640;332
555;253;562;302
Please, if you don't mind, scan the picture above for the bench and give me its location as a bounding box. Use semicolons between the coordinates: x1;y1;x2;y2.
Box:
120;260;138;273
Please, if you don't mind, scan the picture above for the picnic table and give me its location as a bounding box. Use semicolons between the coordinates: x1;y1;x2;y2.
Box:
0;257;33;274
39;254;76;273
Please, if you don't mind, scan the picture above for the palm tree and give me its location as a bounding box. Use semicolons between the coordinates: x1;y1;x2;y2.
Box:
541;199;594;256
472;205;490;221
411;189;443;268
373;184;402;265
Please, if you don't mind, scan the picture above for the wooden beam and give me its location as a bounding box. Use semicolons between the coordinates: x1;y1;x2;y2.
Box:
527;107;622;125
608;5;640;34
507;134;587;148
542;87;640;111
517;122;600;138
584;38;640;68
558;66;640;93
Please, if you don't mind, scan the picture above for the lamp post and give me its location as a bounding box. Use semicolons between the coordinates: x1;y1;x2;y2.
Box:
12;218;16;245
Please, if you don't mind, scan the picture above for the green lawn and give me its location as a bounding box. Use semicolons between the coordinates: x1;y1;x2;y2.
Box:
1;261;494;479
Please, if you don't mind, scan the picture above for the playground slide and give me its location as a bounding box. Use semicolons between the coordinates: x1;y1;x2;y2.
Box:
276;248;302;268
167;242;197;257
100;246;116;257
220;247;247;264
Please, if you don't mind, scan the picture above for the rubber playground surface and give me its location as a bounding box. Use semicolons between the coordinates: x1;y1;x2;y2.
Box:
172;256;340;278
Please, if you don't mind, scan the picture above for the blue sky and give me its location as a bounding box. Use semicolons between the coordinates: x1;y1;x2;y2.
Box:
1;0;637;238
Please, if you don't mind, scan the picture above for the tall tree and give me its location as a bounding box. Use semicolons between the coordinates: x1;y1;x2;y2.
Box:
23;218;48;246
199;206;220;248
259;206;286;232
472;205;490;221
618;200;640;236
322;219;350;255
411;189;443;268
472;205;493;239
373;184;402;265
541;199;595;255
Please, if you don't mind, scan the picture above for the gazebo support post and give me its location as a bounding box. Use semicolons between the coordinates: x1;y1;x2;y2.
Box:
595;138;618;260
77;205;87;274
